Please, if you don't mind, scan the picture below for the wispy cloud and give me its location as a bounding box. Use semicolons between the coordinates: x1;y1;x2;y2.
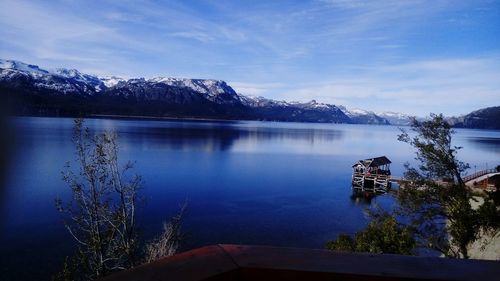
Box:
0;0;163;75
275;56;500;116
170;31;215;43
230;82;287;96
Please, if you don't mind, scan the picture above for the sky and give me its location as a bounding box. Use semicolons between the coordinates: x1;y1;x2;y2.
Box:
0;0;499;116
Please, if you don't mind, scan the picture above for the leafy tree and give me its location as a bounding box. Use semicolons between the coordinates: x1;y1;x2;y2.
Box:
397;114;499;258
397;114;469;186
327;114;499;259
326;215;415;255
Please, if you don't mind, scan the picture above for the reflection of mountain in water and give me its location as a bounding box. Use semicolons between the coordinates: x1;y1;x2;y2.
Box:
466;137;500;155
119;121;344;152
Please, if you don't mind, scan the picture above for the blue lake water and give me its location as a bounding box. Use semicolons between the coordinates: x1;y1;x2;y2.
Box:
1;117;499;280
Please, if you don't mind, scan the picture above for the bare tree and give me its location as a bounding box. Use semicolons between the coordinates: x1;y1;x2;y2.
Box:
144;203;186;263
56;118;141;280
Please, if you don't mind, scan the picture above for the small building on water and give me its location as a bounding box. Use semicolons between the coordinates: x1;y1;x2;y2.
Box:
352;156;392;192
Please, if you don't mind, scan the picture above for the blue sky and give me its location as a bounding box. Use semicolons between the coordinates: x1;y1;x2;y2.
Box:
0;0;499;116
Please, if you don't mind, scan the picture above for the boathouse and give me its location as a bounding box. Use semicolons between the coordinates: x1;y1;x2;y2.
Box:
352;156;392;192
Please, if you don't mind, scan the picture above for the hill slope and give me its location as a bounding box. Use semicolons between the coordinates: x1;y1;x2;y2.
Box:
0;59;354;123
450;106;500;130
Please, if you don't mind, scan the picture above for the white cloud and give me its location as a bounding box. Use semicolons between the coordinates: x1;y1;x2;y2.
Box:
230;82;286;96
273;56;500;116
0;0;165;75
170;31;215;42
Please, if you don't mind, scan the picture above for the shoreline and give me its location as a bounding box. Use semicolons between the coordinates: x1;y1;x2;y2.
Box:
7;114;499;130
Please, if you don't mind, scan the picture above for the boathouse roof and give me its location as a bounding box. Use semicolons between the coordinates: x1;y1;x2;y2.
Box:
352;156;391;168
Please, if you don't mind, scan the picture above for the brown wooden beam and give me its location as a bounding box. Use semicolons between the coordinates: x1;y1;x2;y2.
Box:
100;244;500;281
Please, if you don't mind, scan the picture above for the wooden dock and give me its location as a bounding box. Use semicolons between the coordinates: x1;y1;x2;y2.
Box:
352;156;393;193
352;173;392;193
352;164;499;193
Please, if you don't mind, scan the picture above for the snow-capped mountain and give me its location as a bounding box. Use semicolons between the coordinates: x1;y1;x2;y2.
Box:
375;111;413;126
0;59;51;75
147;77;241;105
1;59;247;104
53;68;105;91
0;59;104;94
240;97;350;123
338;106;389;125
99;76;127;88
2;59;498;128
0;59;355;123
240;96;345;114
12;59;496;127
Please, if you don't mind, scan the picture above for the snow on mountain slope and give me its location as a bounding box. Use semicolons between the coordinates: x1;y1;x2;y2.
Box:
0;59;50;75
338;106;390;125
345;108;371;117
376;111;413;126
53;68;105;91
149;77;218;95
239;95;290;107
148;77;241;104
0;59;240;101
0;59;100;94
99;76;127;87
0;59;430;125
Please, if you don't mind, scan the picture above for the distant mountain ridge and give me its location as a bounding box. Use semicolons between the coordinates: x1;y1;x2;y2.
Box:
0;59;498;129
338;106;390;125
0;59;355;123
447;106;500;130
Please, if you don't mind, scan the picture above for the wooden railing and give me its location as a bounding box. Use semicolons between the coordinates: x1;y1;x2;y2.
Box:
100;244;500;281
353;172;391;179
463;169;497;183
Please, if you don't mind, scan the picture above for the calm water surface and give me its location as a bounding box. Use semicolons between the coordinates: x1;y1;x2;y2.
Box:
1;117;499;280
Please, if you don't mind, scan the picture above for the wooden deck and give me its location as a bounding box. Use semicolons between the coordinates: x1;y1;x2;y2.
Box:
100;244;500;281
351;156;393;193
352;172;392;192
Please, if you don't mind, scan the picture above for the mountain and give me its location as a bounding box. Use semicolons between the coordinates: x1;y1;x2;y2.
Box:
449;106;500;130
3;59;496;128
338;106;390;125
241;96;350;123
376;111;413;126
0;59;352;123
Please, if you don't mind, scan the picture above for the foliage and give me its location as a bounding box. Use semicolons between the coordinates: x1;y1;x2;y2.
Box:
327;114;499;259
398;114;469;185
396;114;500;258
326;215;415;255
326;234;356;252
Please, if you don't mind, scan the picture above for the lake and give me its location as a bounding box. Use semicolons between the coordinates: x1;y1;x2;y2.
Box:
1;117;499;280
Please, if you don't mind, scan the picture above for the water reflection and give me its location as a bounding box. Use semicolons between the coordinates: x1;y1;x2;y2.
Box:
349;189;379;205
116;123;345;152
466;137;500;155
1;117;499;281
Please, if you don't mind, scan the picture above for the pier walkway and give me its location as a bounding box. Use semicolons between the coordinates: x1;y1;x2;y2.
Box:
464;168;499;189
